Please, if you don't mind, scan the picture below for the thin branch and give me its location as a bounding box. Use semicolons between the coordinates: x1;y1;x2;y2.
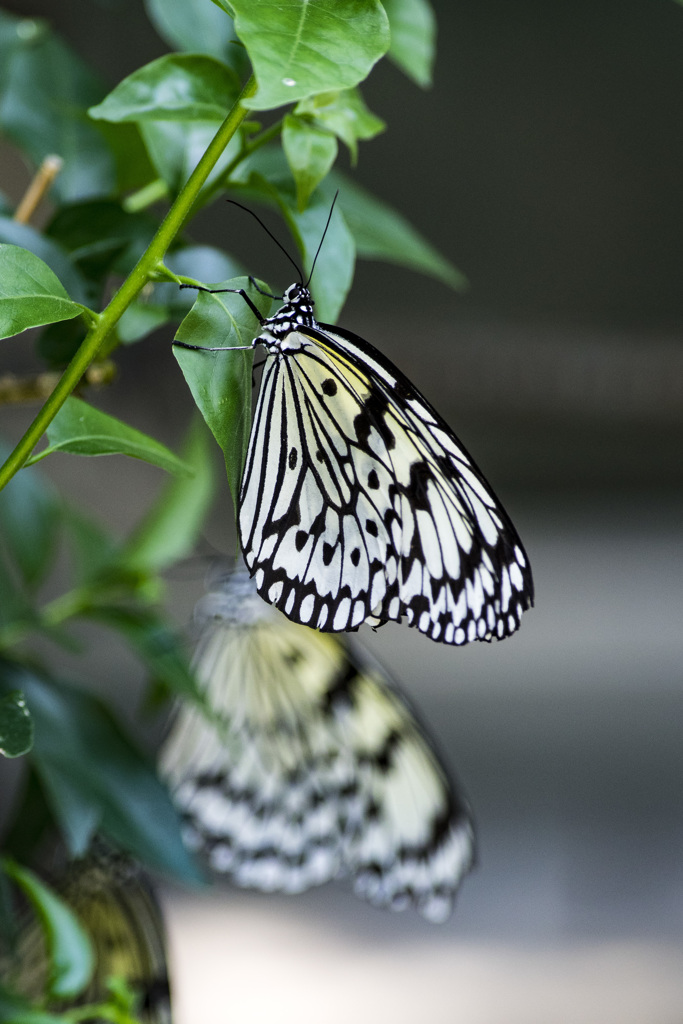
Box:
0;75;258;492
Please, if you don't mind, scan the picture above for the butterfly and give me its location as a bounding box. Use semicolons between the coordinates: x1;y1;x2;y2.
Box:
7;849;171;1024
175;202;534;645
160;563;475;923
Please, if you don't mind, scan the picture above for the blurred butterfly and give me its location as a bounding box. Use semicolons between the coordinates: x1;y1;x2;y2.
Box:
8;850;171;1024
175;200;534;645
160;563;475;923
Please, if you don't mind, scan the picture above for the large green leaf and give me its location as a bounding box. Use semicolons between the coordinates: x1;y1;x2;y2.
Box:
45;200;159;282
0;11;114;201
173;277;271;506
138;119;241;194
382;0;436;87
0;691;33;757
2;860;94;1000
282;114;338;211
123;417;215;574
89;54;240;123
144;0;242;65
0;664;201;881
0;220;91;306
232;0;390;110
0;245;85;340
28;397;193;476
286;197;355;323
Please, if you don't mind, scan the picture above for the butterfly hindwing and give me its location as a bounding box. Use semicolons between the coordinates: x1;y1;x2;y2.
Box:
160;565;475;921
238;297;533;644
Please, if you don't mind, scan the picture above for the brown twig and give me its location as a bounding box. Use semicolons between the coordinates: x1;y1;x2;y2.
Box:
13;154;64;224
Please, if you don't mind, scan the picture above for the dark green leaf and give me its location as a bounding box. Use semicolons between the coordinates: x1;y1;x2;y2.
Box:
0;989;66;1024
0;691;33;757
0;664;201;881
29;397;193;476
144;0;240;62
139;119;240;194
45;200;159;282
61;505;118;587
383;0;436;87
287;197;355;322
295;88;385;161
333;173;467;289
233;0;390;110
89;54;240;123
123;417;215;574
2;860;94;999
1;767;54;863
0;451;59;588
282;115;338;211
0;245;85;340
173;277;271;505
0;220;91;306
0;11;114;202
119;246;246;344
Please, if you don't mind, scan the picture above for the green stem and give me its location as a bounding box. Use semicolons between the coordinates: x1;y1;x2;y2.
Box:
0;74;258;493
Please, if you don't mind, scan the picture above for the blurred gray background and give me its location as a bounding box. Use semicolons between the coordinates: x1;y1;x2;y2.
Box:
1;1;682;1021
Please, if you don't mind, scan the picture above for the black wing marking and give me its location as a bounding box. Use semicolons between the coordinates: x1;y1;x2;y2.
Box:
238;323;533;644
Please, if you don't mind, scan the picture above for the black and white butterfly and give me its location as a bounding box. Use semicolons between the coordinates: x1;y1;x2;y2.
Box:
160;564;475;922
176;205;533;645
7;850;171;1024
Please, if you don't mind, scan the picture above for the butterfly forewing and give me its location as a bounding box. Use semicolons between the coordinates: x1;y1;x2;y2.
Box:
238;295;533;644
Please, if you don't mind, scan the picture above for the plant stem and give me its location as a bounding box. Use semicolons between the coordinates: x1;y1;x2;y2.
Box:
0;74;258;493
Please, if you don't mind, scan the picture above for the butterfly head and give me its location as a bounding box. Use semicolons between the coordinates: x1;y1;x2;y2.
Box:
282;283;315;320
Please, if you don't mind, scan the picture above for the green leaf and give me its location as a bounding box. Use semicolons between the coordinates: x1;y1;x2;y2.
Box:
29;396;193;477
123;417;215;574
287;198;355;322
295;87;385;161
89;54;240;123
333;173;467;289
45;200;159;283
0;245;85;340
232;0;390;110
0;449;59;588
2;860;94;999
382;0;436;87
0;219;91;306
0;989;66;1024
282;115;338;211
174;277;271;506
144;0;242;64
229;154;356;320
0;665;201;881
139;119;240;194
0;11;114;202
61;505;118;587
0;691;33;757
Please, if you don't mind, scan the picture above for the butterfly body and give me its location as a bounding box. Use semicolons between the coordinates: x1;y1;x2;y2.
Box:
238;283;534;645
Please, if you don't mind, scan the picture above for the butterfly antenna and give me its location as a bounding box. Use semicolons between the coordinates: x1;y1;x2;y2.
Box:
227;199;303;284
305;190;339;288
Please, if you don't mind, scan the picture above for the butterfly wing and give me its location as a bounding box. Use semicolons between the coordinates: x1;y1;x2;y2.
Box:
160;566;474;919
239;324;533;643
8;853;171;1024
